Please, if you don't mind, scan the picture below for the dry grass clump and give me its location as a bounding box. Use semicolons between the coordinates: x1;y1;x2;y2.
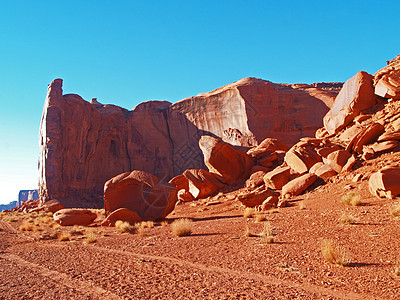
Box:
298;201;305;210
171;218;193;237
243;207;254;218
389;202;400;217
320;239;350;266
260;222;274;244
254;212;266;223
115;220;135;233
160;220;169;227
85;231;97;244
140;221;154;228
19;221;36;231
3;215;18;222
58;231;72;241
341;192;361;206
338;212;358;225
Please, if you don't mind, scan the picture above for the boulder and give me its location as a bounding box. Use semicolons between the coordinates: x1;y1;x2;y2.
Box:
247;138;288;158
378;131;400;142
284;144;322;174
53;209;97;226
42;200;64;213
323;71;376;135
199;136;254;185
314;164;337;182
374;54;400;100
325;150;351;173
341;155;357;172
104;170;177;221
316;145;342;158
369;167;400;199
282;173;318;198
182;169;224;199
237;185;273;207
101;208;141;226
256;195;279;211
263;166;292;190
370;140;398;153
347;123;385;153
246;170;268;189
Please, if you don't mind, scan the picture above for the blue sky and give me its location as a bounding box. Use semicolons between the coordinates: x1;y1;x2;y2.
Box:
0;0;399;204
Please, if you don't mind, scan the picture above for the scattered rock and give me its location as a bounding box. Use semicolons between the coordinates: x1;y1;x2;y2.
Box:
183;169;225;199
325;150;351;173
246;170;268;190
284;144;321;174
237;186;273;207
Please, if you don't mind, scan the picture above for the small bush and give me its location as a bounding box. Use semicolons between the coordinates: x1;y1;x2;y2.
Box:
85;231;97;244
171;219;193;237
320;239;350;266
338;212;358;225
58;231;72;241
260;222;274;244
243;207;254;218
389;202;400;217
341;192;361;206
115;220;134;233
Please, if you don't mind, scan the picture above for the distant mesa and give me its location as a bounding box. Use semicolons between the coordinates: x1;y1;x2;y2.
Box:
0;189;38;212
38;76;339;207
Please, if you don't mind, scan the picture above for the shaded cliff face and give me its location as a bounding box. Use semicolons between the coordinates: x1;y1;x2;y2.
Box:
39;78;337;207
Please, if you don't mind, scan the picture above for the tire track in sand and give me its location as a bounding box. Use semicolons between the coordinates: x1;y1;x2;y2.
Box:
0;252;122;300
89;244;380;300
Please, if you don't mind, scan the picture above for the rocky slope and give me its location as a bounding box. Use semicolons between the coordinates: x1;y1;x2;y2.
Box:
39;77;339;207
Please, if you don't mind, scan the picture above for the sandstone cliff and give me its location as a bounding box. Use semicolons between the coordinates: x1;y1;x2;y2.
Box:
39;77;338;207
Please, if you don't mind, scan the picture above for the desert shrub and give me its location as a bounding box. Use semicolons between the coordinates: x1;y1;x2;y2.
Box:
160;220;169;227
19;221;34;231
243;207;254;218
389;202;400;217
254;213;266;223
260;222;274;244
171;218;193;237
338;212;357;225
85;231;97;244
115;220;134;233
320;239;350;266
341;192;361;206
58;231;72;241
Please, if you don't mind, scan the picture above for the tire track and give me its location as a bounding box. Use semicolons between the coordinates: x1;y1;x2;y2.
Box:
0;252;122;300
89;244;377;300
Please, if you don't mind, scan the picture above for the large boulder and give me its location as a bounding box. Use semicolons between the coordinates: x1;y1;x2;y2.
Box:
199;136;254;185
346;123;385;153
237;186;274;207
323;71;376;135
53;209;97;226
263;166;292;190
325;150;351;173
104;170;177;221
369;167;400;199
247;138;288;159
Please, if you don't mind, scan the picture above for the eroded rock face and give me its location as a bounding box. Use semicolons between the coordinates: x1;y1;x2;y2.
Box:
103;170;177;221
39;78;336;207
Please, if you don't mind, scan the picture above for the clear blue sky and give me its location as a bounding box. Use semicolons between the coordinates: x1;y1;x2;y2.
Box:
0;0;399;205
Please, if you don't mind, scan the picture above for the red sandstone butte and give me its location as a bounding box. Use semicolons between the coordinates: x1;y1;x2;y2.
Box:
39;78;337;207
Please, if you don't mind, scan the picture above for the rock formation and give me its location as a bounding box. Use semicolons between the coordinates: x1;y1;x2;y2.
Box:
39;78;337;207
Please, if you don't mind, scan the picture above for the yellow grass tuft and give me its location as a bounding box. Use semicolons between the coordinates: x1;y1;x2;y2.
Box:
389;202;400;217
19;221;35;231
254;212;266;223
298;201;305;210
171;218;193;237
85;231;97;244
341;192;361;206
58;231;72;241
160;220;169;227
260;222;274;244
243;207;254;218
115;220;134;233
338;212;358;225
320;239;350;266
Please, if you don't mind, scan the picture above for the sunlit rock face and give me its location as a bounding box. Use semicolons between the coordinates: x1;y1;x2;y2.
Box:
38;78;337;207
